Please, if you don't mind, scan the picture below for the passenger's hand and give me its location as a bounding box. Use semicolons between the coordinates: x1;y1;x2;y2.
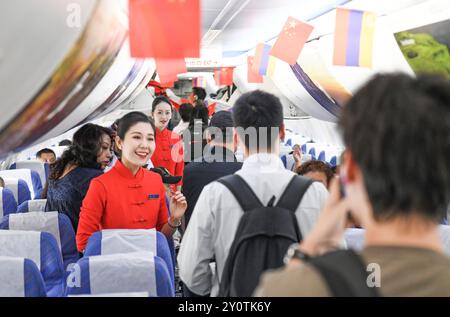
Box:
169;191;187;220
293;147;302;171
293;147;302;163
299;177;351;256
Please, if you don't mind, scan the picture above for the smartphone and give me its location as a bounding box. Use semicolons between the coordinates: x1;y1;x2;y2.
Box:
339;175;355;224
339;175;347;199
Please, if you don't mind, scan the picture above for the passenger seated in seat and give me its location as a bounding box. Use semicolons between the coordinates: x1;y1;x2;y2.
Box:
296;160;334;190
76;112;187;253
255;73;450;296
45;124;112;231
58;139;72;146
36;148;56;164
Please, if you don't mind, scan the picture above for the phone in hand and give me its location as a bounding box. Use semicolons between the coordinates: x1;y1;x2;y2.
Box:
339;175;347;199
338;175;356;225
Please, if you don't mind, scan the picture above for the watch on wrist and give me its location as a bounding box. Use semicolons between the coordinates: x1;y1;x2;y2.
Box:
284;243;311;264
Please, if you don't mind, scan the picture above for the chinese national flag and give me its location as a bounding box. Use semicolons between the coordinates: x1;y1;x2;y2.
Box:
129;0;200;58
247;56;263;83
270;16;314;65
155;58;187;86
214;67;234;86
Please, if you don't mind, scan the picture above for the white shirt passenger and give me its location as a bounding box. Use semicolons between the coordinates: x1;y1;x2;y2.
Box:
173;120;190;136
178;153;329;296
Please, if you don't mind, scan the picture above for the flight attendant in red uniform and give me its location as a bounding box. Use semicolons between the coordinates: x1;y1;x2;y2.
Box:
76;111;187;252
151;96;184;190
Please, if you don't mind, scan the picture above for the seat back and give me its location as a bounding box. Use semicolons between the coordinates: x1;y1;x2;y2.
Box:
0;212;78;270
0;230;65;296
66;252;174;297
0;188;18;217
84;229;174;284
0;256;47;297
0;169;43;199
17;199;47;213
10;161;49;189
2;177;31;205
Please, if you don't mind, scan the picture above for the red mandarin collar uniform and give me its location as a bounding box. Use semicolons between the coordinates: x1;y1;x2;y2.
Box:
152;128;184;187
76;159;168;252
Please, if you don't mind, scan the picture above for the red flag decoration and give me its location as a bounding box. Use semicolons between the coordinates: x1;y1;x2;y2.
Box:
129;0;200;58
155;58;187;86
247;56;263;83
270;16;314;65
214;67;234;86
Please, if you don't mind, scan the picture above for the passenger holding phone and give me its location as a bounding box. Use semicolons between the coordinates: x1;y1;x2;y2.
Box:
255;73;450;296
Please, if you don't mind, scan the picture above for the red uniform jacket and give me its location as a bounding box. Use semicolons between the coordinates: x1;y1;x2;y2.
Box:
76;160;168;252
152;128;184;186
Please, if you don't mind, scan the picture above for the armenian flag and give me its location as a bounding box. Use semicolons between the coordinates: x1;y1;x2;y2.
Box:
333;8;376;68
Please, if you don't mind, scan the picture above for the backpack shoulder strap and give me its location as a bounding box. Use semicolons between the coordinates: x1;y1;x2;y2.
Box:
276;175;313;212
308;250;380;297
216;174;263;212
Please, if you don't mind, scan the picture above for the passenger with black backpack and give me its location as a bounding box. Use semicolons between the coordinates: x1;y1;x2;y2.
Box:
255;74;450;297
178;90;328;297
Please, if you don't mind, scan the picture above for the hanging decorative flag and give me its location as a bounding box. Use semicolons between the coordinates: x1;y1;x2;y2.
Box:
266;56;277;78
333;8;376;67
252;43;272;76
214;67;234;86
155;58;187;86
129;0;200;58
193;77;206;88
247;56;264;83
270;16;314;65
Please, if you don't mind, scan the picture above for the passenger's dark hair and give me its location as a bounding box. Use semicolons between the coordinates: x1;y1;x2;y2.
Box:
296;160;334;187
49;124;112;180
36;148;56;158
190;101;209;126
339;73;450;222
0;177;4;188
58;139;72;146
116;111;155;140
179;103;194;122
232;90;283;151
192;87;207;101
151;96;172;113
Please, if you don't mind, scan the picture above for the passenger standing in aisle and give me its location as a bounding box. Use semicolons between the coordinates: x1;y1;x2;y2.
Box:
178;90;328;296
182;111;242;232
255;73;450;297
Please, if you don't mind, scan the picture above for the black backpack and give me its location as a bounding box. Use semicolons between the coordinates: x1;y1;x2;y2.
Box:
308;249;380;297
216;174;313;297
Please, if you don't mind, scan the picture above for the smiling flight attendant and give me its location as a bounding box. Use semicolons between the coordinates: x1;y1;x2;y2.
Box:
151;96;184;190
76;111;187;252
